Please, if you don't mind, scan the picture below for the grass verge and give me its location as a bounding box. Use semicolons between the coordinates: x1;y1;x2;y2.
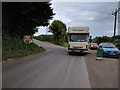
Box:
59;42;68;47
2;36;45;61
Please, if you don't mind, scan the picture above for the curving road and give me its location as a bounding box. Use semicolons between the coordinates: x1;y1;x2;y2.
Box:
3;39;91;88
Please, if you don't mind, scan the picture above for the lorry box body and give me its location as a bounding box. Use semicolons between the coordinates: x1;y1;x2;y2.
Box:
67;27;90;54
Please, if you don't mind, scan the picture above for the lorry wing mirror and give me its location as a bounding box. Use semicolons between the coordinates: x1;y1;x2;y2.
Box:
89;36;92;43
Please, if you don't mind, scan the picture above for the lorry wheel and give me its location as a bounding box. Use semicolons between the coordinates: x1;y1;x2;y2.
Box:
68;52;72;55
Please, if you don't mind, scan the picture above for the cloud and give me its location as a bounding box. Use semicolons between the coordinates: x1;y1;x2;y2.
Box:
51;15;72;23
34;2;118;38
34;26;52;36
51;0;120;2
50;2;118;38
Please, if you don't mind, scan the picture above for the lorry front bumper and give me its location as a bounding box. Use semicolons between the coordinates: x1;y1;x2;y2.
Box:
68;48;88;53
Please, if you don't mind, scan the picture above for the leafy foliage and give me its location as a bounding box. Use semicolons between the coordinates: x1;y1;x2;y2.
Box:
92;36;110;44
49;20;67;44
2;2;54;38
115;42;120;49
92;35;120;49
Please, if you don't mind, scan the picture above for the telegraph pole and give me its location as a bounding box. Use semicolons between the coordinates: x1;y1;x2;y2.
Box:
111;8;120;41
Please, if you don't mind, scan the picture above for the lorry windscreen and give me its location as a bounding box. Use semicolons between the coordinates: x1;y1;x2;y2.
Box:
69;35;87;42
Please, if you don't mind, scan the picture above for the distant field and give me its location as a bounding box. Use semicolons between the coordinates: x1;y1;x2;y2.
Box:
34;35;68;47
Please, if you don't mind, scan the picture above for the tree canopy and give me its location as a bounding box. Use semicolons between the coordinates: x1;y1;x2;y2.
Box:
49;20;67;44
92;35;120;44
3;2;54;38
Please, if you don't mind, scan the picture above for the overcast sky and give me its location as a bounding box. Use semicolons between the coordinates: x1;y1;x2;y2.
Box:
34;1;119;38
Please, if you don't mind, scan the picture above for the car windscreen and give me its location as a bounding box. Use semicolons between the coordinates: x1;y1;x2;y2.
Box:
69;35;87;42
102;43;116;48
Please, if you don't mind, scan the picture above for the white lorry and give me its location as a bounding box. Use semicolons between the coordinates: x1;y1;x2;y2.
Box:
67;27;90;54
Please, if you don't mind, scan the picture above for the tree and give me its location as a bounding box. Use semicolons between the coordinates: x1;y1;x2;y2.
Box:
49;20;67;44
2;2;55;38
92;36;110;44
92;35;120;44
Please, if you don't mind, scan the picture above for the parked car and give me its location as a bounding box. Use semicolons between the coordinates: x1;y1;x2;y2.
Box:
98;43;120;57
89;43;98;50
114;39;120;42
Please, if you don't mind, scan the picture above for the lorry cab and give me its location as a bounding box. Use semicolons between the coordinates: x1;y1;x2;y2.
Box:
67;27;90;54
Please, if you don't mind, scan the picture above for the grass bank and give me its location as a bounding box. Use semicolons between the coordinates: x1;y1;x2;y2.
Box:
2;36;45;61
58;42;68;47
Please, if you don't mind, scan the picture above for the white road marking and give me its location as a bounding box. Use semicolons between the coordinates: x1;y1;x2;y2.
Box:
82;56;91;88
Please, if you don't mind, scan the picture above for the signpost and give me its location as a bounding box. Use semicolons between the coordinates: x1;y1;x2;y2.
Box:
118;1;120;35
96;48;103;60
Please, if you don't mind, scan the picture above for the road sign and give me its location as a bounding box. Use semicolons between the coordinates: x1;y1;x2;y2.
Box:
96;48;103;60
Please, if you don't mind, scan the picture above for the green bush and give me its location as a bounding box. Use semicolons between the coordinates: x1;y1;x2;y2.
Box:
59;42;68;47
114;42;120;49
92;35;120;44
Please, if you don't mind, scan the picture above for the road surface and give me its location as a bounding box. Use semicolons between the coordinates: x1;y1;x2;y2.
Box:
3;39;91;88
3;39;118;88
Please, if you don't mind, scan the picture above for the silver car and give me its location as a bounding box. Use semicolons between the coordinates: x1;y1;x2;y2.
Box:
98;43;120;57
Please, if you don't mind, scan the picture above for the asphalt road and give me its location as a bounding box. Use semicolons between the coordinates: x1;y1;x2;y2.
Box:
2;39;118;88
85;50;118;88
3;39;91;88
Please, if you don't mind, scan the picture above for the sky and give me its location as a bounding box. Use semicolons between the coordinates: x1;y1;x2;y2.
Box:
34;1;119;38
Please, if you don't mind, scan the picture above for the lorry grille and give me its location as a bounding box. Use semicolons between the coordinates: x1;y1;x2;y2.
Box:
73;47;83;49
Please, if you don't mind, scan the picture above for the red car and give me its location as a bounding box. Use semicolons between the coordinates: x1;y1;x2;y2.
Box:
90;43;98;50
